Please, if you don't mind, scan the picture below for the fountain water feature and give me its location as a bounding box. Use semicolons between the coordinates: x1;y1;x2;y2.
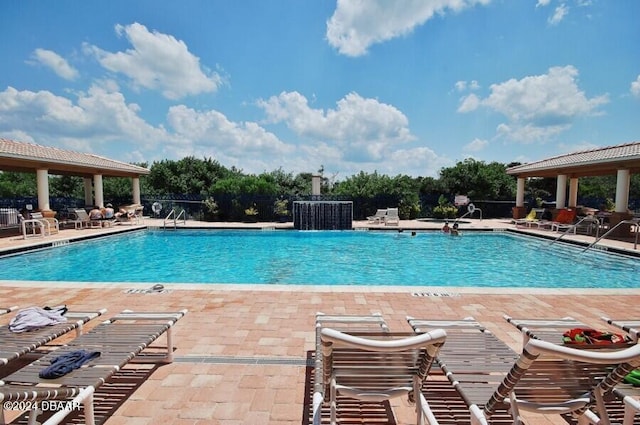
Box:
292;201;353;230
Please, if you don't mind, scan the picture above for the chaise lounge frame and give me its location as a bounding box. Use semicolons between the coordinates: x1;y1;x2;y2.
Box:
408;316;640;425
313;312;390;424
0;308;107;366
0;309;187;425
313;312;445;425
503;314;640;425
0;306;18;316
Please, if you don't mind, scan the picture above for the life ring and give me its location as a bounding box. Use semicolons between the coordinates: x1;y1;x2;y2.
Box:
467;203;476;214
152;202;162;214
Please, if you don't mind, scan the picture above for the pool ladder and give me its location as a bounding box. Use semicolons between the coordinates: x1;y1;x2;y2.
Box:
582;219;640;252
549;217;640;252
163;209;186;230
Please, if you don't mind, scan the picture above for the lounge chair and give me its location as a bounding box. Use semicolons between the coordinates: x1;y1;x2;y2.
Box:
117;204;144;224
600;317;640;423
550;208;578;232
601;316;640;343
513;208;544;227
409;316;640;425
0;306;18;316
20;212;59;238
315;315;446;425
384;207;400;226
504;315;640;425
28;212;60;235
313;313;391;424
0;309;187;425
0;308;106;366
406;317;519;424
367;209;387;224
66;209;100;229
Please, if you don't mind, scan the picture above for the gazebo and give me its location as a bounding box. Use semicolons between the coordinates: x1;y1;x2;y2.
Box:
506;141;640;233
0;138;150;215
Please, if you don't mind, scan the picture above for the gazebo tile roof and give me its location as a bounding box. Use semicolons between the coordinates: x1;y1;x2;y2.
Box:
506;141;640;175
0;138;149;175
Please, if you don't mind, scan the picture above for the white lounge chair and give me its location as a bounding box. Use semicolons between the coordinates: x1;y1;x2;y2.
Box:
501;315;640;425
367;209;387;224
409;316;640;425
384;208;399;226
30;212;59;235
0;309;187;425
313;313;390;424
315;321;446;425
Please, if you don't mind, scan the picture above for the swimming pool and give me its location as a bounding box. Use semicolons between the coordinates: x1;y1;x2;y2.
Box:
0;230;637;288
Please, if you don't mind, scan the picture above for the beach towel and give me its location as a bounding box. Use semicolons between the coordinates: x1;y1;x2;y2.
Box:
9;306;68;333
39;350;101;379
563;328;628;345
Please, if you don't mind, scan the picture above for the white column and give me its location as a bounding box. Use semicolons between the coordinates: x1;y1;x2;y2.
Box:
516;178;525;207
568;178;579;208
83;178;93;206
132;177;141;204
311;174;321;196
615;169;630;213
93;174;104;208
555;174;567;208
36;169;50;211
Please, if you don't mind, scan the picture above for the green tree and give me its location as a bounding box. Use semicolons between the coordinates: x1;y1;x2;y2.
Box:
146;157;230;195
0;172;37;197
438;158;516;200
49;175;83;198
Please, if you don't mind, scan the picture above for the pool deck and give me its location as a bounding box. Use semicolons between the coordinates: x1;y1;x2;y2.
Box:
0;219;638;424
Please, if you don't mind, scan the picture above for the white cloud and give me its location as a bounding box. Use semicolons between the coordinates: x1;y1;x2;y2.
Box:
536;0;551;7
548;4;569;25
461;66;607;143
631;75;640;98
463;138;488;152
496;122;570;143
166;105;293;159
84;22;222;99
257;91;415;162
457;93;481;113
326;0;492;57
0;85;171;155
30;49;79;80
454;80;480;92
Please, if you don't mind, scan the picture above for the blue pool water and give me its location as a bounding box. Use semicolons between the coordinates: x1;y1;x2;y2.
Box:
0;230;637;288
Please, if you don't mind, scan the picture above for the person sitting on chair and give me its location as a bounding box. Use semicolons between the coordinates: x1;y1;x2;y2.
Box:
103;204;115;219
88;208;103;220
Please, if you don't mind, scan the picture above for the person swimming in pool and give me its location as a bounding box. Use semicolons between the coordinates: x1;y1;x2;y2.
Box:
442;221;450;233
451;222;460;236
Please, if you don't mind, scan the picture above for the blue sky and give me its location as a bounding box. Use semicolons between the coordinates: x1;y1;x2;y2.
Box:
1;0;638;178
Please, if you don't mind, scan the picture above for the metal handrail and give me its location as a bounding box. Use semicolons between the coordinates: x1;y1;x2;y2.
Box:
455;203;482;224
548;216;598;246
175;209;186;225
163;209;175;228
162;209;186;229
582;219;640;252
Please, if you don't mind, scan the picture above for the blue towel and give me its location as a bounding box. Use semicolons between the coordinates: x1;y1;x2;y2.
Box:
39;350;101;379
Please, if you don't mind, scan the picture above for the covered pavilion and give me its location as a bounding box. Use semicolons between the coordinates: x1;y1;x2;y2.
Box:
0;138;149;215
506;141;640;233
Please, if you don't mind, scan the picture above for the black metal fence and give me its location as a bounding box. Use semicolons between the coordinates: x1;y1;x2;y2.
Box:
1;195;637;222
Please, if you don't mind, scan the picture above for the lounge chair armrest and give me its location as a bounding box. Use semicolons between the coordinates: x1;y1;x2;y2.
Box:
311;391;324;425
109;309;188;323
321;327;446;352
